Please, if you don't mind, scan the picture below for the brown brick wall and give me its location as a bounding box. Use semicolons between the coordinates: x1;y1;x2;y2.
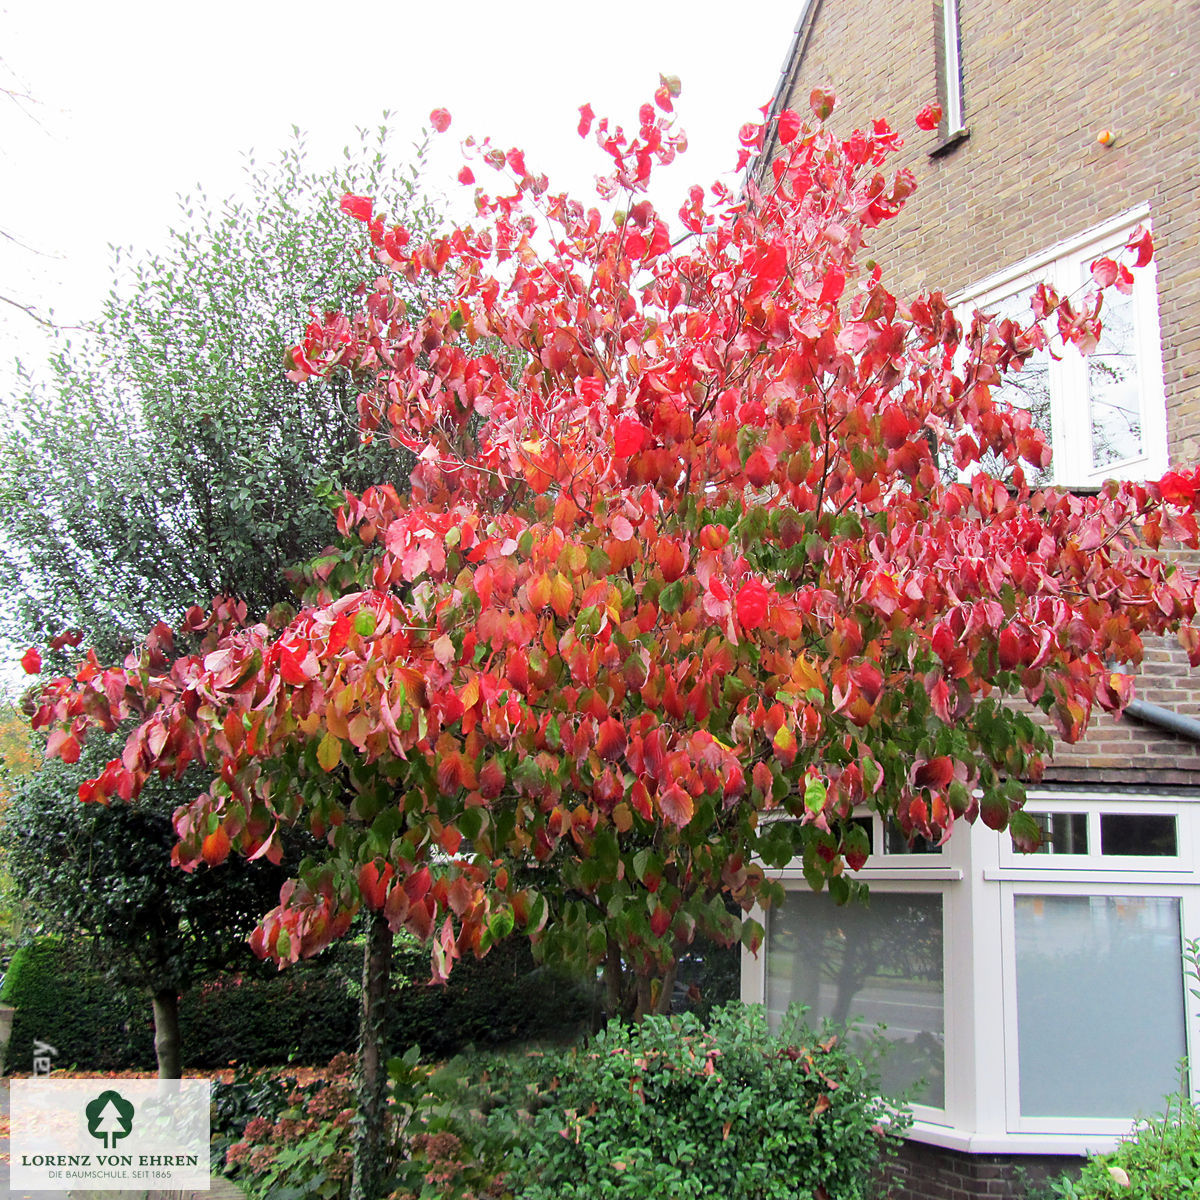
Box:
773;0;1200;785
776;0;1200;461
880;1140;1082;1200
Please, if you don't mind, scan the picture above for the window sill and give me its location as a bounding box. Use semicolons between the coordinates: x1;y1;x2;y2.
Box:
909;1120;1121;1156
929;127;970;158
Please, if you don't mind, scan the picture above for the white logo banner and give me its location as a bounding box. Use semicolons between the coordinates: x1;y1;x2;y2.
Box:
10;1078;211;1191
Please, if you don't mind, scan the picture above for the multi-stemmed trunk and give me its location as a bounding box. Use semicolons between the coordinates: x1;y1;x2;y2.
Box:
604;936;678;1023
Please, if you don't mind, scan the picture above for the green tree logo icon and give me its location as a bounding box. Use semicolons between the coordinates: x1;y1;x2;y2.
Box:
85;1090;135;1149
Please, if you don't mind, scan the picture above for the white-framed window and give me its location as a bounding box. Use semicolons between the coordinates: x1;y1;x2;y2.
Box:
988;793;1199;1133
748;792;1200;1149
764;881;950;1113
936;0;966;139
758;811;964;1121
1000;883;1193;1130
997;797;1189;874
953;208;1168;488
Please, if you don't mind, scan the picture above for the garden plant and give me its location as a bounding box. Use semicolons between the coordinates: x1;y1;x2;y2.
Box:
24;83;1200;1195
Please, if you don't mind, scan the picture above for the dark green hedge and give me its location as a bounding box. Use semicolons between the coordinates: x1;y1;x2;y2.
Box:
0;937;155;1071
181;955;359;1068
0;936;357;1072
0;933;593;1072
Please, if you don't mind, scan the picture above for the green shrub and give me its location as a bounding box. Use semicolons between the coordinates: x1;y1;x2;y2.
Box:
1050;1091;1200;1199
0;936;154;1070
0;935;357;1072
476;1002;907;1200
182;951;358;1068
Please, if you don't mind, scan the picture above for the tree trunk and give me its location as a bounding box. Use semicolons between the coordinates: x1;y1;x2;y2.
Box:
603;939;678;1024
151;990;181;1079
350;910;393;1200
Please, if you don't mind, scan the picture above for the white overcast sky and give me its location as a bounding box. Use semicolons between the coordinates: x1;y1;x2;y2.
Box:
0;0;802;376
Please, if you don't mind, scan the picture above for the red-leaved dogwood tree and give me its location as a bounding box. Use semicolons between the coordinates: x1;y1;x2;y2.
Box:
27;87;1200;1187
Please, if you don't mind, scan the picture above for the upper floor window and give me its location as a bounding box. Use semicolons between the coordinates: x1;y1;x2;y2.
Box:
934;0;966;142
953;210;1168;489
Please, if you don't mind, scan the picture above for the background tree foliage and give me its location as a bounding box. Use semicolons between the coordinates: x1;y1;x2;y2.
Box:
1;735;289;1076
1;120;442;1075
0;121;437;662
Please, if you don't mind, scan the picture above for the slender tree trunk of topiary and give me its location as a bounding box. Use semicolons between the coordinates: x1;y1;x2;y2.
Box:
151;989;181;1079
350;910;393;1200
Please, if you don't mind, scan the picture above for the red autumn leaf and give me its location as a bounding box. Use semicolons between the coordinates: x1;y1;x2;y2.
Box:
202;826;232;867
777;108;802;144
649;905;671;938
658;783;694;829
457;166;475;186
278;643;314;686
744;449;772;487
809;88;836;120
915;102;943;131
819;266;846;305
596;717;627;762
1090;256;1119;288
1126;225;1153;268
358;861;394;910
1159;470;1198;504
430;108;452;133
880;405;910;449
479;758;506;799
339;193;372;222
736;579;771;630
614;416;649;457
998;626;1022;670
20;646;41;674
738;121;764;149
655;537;687;583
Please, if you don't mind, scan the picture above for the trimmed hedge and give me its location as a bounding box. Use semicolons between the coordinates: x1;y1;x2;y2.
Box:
0;937;154;1071
0;936;358;1072
0;933;593;1072
181;954;359;1068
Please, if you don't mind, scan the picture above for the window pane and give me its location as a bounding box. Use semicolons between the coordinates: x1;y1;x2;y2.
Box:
883;823;942;855
766;891;944;1107
1086;285;1143;470
1015;895;1185;1118
1030;812;1088;855
1099;813;1177;857
987;288;1054;486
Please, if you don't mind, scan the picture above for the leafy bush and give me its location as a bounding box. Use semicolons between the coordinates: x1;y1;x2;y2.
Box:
0;937;154;1070
0;934;358;1072
210;1062;301;1172
182;953;358;1067
223;1050;508;1200
1049;1090;1200;1199
475;1002;907;1200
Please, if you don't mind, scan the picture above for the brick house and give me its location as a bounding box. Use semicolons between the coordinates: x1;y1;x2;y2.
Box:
739;2;1200;1196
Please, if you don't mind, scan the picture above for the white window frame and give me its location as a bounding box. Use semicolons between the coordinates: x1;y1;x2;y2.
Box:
748;814;968;1127
747;792;1200;1149
996;795;1191;875
952;208;1168;488
939;0;966;137
998;880;1198;1134
989;792;1200;1132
